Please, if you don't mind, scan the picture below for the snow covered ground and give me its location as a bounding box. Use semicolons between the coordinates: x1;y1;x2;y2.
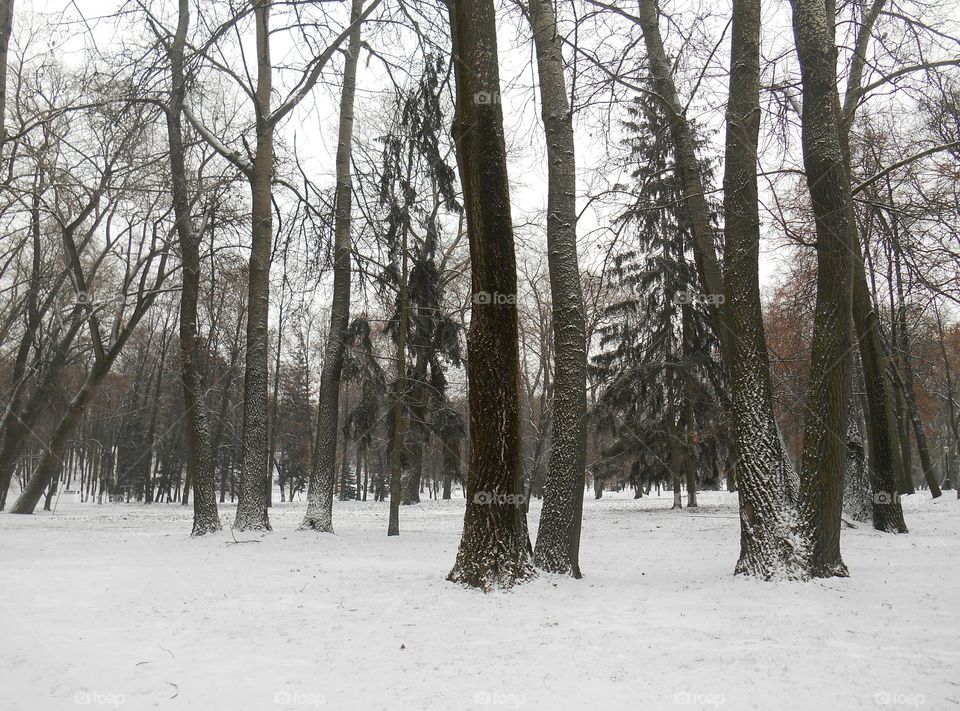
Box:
1;490;957;711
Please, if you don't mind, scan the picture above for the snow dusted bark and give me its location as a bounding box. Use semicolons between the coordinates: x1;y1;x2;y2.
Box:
167;0;221;536
791;0;854;578
722;0;808;579
843;416;873;523
446;0;535;590
234;0;274;532
527;0;588;579
301;0;364;532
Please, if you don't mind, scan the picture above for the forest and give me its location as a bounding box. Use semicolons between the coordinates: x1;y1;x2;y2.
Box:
0;0;958;707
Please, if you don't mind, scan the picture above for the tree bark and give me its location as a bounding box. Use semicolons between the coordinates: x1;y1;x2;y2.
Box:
234;0;275;532
387;219;409;536
446;0;535;590
167;0;221;535
835;0;908;530
891;240;942;498
301;0;364;531
527;0;587;579
791;0;854;578
722;0;809;578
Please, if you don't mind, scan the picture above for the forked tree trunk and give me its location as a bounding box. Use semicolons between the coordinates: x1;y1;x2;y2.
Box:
446;0;534;590
791;0;854;578
301;0;365;531
167;0;221;536
527;0;588;579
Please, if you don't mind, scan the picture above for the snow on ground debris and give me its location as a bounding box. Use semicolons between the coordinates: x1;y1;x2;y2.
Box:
1;490;957;710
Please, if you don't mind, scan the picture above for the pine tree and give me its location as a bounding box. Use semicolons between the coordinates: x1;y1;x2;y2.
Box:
592;89;727;508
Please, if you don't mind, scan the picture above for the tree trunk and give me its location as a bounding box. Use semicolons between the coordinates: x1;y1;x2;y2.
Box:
892;242;942;498
446;0;534;590
167;0;221;535
791;0;854;578
526;0;588;579
387;223;409;536
11;360;112;513
234;0;274;532
301;0;364;531
722;0;809;579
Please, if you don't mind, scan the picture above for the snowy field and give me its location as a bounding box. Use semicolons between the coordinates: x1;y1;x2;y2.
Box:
1;490;957;711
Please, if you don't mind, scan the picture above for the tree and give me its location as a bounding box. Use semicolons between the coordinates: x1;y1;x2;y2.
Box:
791;0;856;578
164;0;221;535
185;0;381;531
446;0;535;589
301;0;368;532
721;0;808;577
525;0;588;579
591;89;726;516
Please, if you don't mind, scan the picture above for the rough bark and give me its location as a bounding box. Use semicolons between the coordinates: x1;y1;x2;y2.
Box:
527;0;587;579
301;0;364;531
167;0;221;535
722;0;809;578
791;0;854;578
446;0;535;590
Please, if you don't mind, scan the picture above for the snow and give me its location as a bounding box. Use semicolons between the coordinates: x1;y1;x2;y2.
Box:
1;490;957;710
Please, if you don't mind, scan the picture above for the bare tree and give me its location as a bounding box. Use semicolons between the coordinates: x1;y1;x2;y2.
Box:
525;0;587;579
446;0;535;590
301;0;367;533
790;0;855;578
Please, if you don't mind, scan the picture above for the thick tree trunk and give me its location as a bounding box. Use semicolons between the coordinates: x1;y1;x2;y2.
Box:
167;0;221;535
527;0;588;579
301;0;364;531
791;0;854;578
446;0;535;590
722;0;809;578
235;0;275;532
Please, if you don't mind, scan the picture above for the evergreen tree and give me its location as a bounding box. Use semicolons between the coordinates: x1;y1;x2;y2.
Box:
591;88;728;508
